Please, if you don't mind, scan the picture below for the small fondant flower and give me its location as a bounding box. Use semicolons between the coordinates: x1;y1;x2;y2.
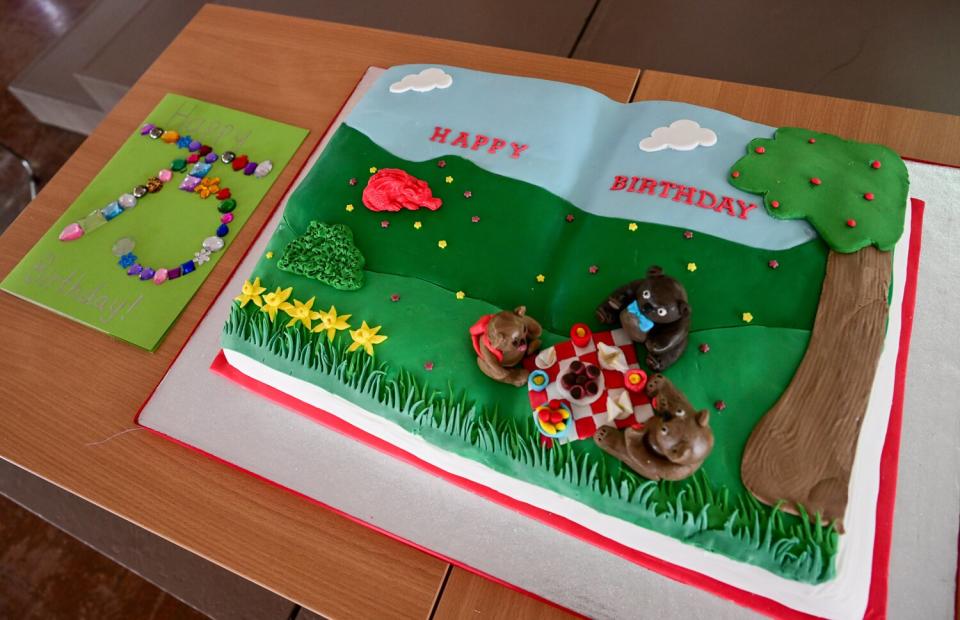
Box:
438;240;447;249
445;175;454;184
118;252;137;268
194;176;221;198
285;296;322;329
565;214;575;222
261;286;294;322
463;190;472;198
742;312;754;323
194;248;211;265
628;222;638;232
536;274;545;283
369;166;377;173
345;204;354;212
588;265;599;274
687;262;697;272
348;321;388;356
235;277;266;308
380;220;390;228
455;290;465;300
390;294;400;302
313;305;351;341
471;215;480;223
413;221;422;229
265;251;274;259
424;361;435;371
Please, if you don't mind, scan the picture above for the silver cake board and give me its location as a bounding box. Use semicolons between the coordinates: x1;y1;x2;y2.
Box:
137;70;960;618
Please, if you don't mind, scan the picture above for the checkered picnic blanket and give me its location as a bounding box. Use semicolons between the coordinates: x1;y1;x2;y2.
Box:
523;328;653;445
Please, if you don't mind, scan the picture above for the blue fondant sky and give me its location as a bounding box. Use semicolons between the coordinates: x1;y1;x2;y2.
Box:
345;64;815;250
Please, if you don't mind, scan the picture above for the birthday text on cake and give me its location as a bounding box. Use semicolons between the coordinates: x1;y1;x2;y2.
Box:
609;176;758;220
429;126;528;159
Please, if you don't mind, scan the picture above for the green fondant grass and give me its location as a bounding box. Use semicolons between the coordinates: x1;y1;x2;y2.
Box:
223;302;837;583
223;123;838;582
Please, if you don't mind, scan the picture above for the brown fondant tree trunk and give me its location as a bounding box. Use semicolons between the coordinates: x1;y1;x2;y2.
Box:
740;247;892;531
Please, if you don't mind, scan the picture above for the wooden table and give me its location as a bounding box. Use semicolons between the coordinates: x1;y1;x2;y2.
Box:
1;5;957;618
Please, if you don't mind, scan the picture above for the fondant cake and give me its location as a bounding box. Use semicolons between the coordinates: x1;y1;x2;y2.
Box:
217;65;919;618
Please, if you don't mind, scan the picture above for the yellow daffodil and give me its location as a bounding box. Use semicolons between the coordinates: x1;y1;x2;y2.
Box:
261;286;294;322
438;240;447;249
628;222;638;232
687;262;697;272
348;321;388;356
313;305;352;341
284;296;322;329
742;312;754;323
235;277;266;308
535;274;545;283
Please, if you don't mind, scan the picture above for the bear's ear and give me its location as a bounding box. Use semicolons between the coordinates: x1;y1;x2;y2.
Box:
677;299;691;317
697;409;710;427
647;265;664;278
514;305;527;317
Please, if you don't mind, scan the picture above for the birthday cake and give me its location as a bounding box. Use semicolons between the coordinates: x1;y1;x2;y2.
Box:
218;65;918;618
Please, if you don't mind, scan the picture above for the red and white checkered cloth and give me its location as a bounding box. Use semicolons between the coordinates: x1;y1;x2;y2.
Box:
523;328;653;444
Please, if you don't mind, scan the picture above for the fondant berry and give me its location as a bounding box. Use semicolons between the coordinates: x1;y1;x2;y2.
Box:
698;343;710;353
808;138;816;144
871;160;881;169
755;146;765;154
846;219;857;227
864;192;875;201
810;177;822;186
731;170;740;178
770;200;780;208
714;400;727;411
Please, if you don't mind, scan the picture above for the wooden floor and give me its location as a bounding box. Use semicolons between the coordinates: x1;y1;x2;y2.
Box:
0;495;207;619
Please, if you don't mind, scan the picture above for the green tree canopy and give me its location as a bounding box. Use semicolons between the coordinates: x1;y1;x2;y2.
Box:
277;221;365;290
729;128;909;253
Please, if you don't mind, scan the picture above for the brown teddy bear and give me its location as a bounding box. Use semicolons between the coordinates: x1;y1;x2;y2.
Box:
594;373;713;481
469;306;542;386
595;265;690;371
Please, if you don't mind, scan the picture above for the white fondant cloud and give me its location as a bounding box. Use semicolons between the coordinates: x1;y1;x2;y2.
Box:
639;119;717;152
389;68;453;93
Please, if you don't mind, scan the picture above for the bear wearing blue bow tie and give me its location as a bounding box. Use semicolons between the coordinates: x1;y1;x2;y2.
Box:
595;265;690;371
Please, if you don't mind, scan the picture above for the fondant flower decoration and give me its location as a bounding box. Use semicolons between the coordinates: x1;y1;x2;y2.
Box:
235;277;266;308
194;248;211;265
285;296;322;329
445;176;454;184
455;290;465;300
345;204;354;212
742;312;754;323
438;240;447;249
597;342;628;372
535;274;545;283
194;176;221;199
588;265;599;274
348;321;388;356
260;286;294;322
118;252;137;268
687;262;697;272
413;221;422;229
265;251;274;259
369;166;377;174
313;305;351;341
628;222;638;232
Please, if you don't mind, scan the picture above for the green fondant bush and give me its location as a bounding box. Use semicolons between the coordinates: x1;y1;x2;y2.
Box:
277;221;365;290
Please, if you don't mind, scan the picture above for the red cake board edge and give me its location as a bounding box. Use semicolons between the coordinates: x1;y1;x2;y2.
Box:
187;198;923;620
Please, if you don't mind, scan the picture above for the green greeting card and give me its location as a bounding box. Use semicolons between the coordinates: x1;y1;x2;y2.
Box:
1;94;308;350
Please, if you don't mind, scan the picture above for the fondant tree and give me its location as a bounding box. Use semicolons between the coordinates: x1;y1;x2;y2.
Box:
729;128;908;531
277;221;366;290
